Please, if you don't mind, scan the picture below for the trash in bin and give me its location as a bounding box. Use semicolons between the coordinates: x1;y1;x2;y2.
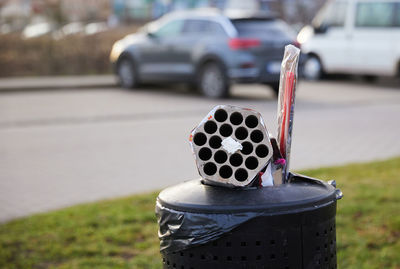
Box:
156;45;342;269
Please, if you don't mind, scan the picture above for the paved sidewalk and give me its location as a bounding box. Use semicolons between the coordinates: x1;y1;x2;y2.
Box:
0;77;399;222
0;75;115;91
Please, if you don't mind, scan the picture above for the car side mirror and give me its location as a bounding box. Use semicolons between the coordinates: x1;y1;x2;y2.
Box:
314;24;328;34
147;31;156;38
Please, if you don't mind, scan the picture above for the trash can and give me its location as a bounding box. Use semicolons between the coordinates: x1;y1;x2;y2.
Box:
156;173;342;269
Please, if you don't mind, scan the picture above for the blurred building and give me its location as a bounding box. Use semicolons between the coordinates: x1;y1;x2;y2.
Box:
112;0;221;22
0;0;31;31
112;0;327;25
0;0;328;32
112;0;272;21
0;0;111;23
59;0;111;22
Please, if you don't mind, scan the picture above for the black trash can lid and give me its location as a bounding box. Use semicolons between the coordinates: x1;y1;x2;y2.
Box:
157;173;342;214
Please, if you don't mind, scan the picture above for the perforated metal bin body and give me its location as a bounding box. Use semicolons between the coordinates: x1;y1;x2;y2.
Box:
157;174;342;269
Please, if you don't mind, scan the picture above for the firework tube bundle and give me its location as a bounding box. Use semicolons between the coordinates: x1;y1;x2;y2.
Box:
188;45;300;188
189;105;273;187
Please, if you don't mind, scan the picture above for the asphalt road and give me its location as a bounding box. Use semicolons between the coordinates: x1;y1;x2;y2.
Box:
0;79;399;222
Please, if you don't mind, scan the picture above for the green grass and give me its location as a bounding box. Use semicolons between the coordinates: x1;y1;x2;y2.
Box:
1;158;400;269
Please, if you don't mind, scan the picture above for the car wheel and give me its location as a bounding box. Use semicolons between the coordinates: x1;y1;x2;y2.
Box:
362;75;378;82
398;61;400;77
117;58;137;89
303;55;323;80
198;62;229;98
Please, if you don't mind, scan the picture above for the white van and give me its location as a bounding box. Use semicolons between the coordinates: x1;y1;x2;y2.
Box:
298;0;400;80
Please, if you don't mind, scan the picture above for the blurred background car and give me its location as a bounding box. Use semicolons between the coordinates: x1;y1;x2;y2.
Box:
110;9;300;98
22;21;53;38
298;0;400;80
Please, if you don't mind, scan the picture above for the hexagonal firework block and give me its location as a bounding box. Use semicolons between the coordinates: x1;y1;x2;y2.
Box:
189;105;273;187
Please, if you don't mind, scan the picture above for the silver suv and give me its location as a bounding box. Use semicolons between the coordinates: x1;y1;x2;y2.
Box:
110;9;299;98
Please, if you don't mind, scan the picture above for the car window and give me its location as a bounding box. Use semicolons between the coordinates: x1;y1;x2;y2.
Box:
356;2;397;27
207;21;227;35
321;1;347;28
231;19;294;39
182;19;227;35
182;20;208;33
397;3;400;26
153;19;184;37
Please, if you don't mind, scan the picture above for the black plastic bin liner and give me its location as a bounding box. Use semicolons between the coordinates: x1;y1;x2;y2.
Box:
156;201;258;254
156;173;342;254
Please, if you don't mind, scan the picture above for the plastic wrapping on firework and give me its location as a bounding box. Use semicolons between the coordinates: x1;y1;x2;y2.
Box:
276;45;301;182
